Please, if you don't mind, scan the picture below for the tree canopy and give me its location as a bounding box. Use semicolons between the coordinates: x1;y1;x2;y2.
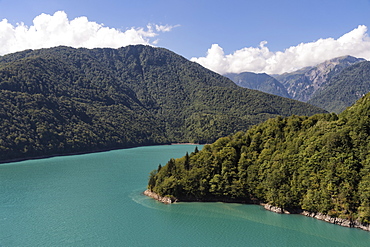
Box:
149;92;370;224
0;45;325;162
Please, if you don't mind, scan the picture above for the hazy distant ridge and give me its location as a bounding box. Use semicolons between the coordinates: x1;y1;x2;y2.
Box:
225;72;290;98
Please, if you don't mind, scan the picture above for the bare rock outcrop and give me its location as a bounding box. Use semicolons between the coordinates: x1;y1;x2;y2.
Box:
263;204;292;214
301;211;370;231
263;205;370;231
143;190;177;204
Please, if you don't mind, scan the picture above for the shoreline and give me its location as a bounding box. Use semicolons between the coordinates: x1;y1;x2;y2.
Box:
0;142;206;165
170;142;201;145
0;144;153;165
263;204;370;231
144;190;370;232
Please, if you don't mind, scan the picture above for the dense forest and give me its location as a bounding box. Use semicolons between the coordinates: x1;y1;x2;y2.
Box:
0;45;326;162
148;92;370;224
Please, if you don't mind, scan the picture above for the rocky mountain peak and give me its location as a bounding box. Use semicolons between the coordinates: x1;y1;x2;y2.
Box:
274;55;365;102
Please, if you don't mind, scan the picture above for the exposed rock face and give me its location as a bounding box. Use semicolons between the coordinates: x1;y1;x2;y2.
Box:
274;55;365;102
226;56;365;103
263;204;292;214
143;189;177;204
307;60;370;113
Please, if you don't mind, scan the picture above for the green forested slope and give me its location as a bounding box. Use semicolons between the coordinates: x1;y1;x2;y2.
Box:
0;45;326;162
148;93;370;223
307;61;370;113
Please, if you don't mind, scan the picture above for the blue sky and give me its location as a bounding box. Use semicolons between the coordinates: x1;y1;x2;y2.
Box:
1;0;370;74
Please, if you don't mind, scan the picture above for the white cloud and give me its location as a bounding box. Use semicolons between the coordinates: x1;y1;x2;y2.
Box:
191;25;370;75
154;24;180;32
0;11;178;55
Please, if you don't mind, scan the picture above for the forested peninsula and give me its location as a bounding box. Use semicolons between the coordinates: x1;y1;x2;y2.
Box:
147;93;370;231
0;45;326;162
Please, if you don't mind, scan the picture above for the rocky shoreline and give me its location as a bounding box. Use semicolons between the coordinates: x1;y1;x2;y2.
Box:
263;203;370;232
143;190;178;204
144;191;370;232
300;211;370;231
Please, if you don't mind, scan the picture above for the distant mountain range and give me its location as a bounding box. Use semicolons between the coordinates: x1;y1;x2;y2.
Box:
274;55;365;102
225;72;290;98
307;60;370;113
0;45;325;162
227;55;368;113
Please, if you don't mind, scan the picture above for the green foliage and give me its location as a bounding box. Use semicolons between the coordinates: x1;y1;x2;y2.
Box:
150;93;370;223
0;45;325;162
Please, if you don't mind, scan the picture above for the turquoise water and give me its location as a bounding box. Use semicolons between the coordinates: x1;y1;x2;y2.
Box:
0;145;369;246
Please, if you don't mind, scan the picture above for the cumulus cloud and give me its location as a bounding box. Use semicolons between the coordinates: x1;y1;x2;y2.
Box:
0;11;178;55
191;25;370;75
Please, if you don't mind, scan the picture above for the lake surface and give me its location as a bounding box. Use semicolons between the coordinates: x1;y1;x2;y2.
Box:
0;145;369;246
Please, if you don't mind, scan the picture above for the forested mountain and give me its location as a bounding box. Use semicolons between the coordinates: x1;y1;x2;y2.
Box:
0;45;326;162
225;72;290;98
148;92;370;224
307;61;370;113
273;55;365;102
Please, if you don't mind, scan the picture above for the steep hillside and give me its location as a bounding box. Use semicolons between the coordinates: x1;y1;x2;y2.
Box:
225;72;290;98
0;45;326;162
307;61;370;113
274;56;365;102
148;92;370;225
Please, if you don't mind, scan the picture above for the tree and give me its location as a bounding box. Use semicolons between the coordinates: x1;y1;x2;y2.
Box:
184;152;190;170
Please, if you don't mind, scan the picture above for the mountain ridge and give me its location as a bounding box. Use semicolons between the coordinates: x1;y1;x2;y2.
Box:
273;55;366;102
225;72;290;98
0;45;326;162
226;55;367;112
307;60;370;113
